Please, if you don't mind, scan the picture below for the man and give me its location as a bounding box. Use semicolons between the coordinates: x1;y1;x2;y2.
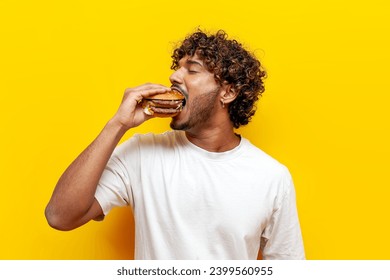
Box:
45;30;305;260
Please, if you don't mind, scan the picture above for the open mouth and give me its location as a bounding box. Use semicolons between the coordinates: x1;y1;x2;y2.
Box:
171;85;187;107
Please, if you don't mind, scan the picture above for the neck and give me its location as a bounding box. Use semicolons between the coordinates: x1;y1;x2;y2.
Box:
184;123;240;152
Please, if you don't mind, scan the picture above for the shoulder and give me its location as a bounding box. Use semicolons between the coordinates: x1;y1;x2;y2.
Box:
118;130;178;148
240;138;294;195
108;131;180;170
241;138;290;176
113;130;181;158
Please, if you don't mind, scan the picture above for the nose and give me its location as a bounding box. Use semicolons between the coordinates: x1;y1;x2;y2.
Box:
169;67;183;85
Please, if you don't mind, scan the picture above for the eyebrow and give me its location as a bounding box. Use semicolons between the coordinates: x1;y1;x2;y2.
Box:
185;59;203;67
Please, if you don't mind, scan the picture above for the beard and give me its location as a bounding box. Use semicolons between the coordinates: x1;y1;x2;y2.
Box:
170;87;220;131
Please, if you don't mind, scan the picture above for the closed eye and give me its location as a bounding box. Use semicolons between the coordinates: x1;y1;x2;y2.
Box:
186;59;203;73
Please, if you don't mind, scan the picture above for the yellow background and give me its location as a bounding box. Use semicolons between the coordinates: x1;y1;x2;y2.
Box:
1;0;389;259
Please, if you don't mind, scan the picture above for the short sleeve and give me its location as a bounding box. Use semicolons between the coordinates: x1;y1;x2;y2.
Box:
94;136;140;216
261;171;305;260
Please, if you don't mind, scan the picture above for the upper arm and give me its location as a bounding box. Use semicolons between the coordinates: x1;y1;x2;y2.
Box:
46;198;104;231
60;199;105;231
81;198;105;224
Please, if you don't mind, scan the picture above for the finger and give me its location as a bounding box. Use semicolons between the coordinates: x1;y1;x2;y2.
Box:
139;87;172;99
140;82;171;89
135;83;171;92
127;86;172;103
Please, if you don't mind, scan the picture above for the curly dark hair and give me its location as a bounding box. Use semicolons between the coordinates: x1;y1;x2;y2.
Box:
171;29;266;128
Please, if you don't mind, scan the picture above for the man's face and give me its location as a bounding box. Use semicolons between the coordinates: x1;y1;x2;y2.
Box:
169;54;221;131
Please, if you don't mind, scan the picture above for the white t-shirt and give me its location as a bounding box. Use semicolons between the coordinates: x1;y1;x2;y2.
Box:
95;130;305;260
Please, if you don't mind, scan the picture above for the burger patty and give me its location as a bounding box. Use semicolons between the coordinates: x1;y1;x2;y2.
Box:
151;106;181;114
145;99;184;107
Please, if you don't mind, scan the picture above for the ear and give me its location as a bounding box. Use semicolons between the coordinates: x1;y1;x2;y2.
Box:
219;84;238;105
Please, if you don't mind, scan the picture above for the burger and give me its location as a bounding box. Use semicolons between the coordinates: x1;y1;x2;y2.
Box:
141;89;185;118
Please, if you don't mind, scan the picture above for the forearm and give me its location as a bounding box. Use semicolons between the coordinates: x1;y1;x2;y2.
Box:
45;119;127;230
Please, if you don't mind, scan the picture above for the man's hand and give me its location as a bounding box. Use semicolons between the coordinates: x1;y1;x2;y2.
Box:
110;83;171;131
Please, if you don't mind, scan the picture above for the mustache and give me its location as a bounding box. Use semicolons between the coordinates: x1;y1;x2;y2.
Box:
170;84;188;100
